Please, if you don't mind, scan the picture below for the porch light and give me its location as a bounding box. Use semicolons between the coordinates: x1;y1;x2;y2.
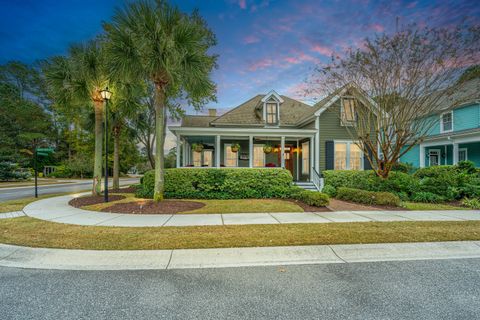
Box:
101;87;112;101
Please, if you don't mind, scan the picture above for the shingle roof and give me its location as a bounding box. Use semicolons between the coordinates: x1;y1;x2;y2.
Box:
181;115;218;127
433;78;480;113
210;94;313;126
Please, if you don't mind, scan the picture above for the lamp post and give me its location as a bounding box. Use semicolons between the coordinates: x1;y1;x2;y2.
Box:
101;87;112;202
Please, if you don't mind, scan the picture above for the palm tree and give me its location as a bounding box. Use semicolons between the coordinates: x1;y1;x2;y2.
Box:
104;0;217;201
43;40;109;195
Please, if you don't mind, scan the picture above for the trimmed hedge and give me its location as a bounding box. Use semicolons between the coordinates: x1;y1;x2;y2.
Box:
136;168;294;199
292;190;330;207
336;187;401;206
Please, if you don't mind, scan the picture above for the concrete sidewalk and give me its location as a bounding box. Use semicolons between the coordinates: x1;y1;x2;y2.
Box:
20;194;480;227
1;241;480;270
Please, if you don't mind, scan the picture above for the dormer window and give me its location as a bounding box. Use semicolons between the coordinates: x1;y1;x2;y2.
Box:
266;101;279;125
341;96;357;126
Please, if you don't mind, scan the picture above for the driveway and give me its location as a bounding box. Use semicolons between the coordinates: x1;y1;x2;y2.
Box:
0;178;139;201
1;258;479;319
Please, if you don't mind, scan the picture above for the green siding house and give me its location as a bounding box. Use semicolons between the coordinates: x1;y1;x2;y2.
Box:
169;85;377;190
400;79;480;168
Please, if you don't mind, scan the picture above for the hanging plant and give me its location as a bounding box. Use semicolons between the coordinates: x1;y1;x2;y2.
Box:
231;143;241;153
263;144;273;154
192;143;204;153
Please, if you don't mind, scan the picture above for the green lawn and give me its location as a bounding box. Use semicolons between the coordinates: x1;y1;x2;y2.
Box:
0;193;68;213
1;217;480;250
401;202;467;211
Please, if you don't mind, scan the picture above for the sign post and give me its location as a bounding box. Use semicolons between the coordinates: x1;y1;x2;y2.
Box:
34;147;54;198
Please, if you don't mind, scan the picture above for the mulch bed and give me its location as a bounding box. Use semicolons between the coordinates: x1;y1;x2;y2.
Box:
110;186;138;193
69;195;126;208
287;199;331;212
101;200;205;214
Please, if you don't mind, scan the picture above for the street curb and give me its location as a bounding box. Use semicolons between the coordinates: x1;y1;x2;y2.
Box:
1;241;480;271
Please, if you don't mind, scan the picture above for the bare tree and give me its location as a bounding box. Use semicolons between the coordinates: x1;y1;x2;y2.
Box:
308;24;480;178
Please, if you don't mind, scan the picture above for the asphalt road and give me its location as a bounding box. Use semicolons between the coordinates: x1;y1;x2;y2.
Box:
1;258;479;320
0;178;139;201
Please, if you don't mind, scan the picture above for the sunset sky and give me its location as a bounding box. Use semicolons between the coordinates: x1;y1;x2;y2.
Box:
1;0;478;147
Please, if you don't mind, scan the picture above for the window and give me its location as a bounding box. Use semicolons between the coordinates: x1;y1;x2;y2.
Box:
441;112;453;132
203;150;213;167
301;142;310;175
224;144;238;167
429;150;440;166
334;141;363;170
266;102;278;125
253;144;265;167
341;97;356;126
459;148;468;162
192;151;201;167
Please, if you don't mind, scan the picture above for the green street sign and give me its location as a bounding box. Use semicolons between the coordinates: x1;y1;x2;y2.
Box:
36;152;50;156
37;148;54;153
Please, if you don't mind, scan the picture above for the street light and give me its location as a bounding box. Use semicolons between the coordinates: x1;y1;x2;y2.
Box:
101;87;112;202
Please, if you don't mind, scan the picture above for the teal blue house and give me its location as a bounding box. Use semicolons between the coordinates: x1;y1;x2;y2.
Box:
400;79;480;168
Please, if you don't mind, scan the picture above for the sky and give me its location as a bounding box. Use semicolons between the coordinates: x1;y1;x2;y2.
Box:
1;0;479;149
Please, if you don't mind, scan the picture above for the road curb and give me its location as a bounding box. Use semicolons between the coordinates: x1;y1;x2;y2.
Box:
1;241;480;271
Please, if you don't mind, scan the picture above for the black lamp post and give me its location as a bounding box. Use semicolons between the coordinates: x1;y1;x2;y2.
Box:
101;87;112;202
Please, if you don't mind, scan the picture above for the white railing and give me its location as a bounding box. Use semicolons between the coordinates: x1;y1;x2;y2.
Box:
311;167;324;191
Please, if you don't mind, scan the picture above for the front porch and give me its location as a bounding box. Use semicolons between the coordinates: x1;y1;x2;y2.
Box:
419;134;480;167
170;127;318;181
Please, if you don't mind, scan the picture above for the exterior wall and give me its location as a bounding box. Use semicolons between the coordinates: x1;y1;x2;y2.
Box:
424;145;453;166
460;142;480;166
400;145;420;167
318;101;352;171
425;103;480;136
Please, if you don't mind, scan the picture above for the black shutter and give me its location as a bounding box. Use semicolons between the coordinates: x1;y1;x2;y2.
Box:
363;145;374;170
325;141;334;170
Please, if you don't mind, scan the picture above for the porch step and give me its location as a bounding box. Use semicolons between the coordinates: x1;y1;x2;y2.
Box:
294;181;320;192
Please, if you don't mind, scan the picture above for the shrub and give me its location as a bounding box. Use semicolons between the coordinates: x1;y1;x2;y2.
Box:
292;190;329;207
391;162;414;173
462;198;480;209
321;185;337;197
136;168;294;199
457;160;476;174
410;192;445;203
336;187;400;206
0;162;30;181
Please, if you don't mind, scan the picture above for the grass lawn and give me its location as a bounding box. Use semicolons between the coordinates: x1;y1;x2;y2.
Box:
401;202;467;211
0;179;78;188
1;217;480;250
0;193;69;213
83;194;304;213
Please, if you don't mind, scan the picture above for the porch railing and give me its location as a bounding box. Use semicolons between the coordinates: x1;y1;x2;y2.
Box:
311;167;324;191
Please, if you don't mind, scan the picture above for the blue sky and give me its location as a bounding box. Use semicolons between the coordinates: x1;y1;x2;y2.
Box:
1;0;479;115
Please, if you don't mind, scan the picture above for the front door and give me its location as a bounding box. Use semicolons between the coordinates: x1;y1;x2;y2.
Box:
279;145;294;175
429;150;440;166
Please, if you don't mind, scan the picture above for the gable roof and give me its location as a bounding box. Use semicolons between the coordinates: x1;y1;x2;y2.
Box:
181;115;218;127
209;94;313;126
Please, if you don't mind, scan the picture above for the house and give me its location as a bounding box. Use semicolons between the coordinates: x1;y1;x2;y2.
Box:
400;79;480;168
168;85;378;189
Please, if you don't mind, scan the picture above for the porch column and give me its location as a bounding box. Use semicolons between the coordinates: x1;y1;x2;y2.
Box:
248;135;253;168
182;139;187;167
314;117;320;172
280;136;285;168
215;135;221;168
176;134;181;168
310;137;314;181
419;144;425;168
296;139;299;181
453;143;459;165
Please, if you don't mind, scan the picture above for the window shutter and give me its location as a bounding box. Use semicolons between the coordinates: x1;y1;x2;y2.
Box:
363;145;374;170
325;141;334;170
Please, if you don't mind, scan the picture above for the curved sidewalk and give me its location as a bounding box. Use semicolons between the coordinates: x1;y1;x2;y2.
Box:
1;241;480;270
22;194;480;227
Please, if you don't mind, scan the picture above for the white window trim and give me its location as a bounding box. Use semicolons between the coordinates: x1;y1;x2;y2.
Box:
203;149;213;167
440;111;453;133
428;149;441;166
301;141;310;175
224;143;238;167
253;144;266;167
458;148;468;162
333;140;364;170
340;96;357;127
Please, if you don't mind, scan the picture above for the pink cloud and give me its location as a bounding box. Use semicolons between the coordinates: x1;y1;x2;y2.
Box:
243;35;260;44
284;51;319;65
369;23;385;32
238;0;246;9
248;58;274;71
406;1;418;9
311;45;334;57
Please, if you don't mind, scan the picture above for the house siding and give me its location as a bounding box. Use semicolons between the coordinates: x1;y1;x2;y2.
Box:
400;145;420;167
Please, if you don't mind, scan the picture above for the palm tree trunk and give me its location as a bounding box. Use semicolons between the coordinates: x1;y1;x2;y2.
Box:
153;85;166;201
113;126;120;190
92;100;103;195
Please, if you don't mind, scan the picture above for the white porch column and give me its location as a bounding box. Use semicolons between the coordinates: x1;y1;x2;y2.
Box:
248;135;254;168
280;136;285;168
419;144;425;168
296;139;299;181
453;143;459;165
310;137;315;181
182;139;187;167
215;135;221;168
176;134;181;168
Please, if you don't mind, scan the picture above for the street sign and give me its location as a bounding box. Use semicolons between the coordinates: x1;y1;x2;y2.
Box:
36;148;54;153
36;152;50;156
